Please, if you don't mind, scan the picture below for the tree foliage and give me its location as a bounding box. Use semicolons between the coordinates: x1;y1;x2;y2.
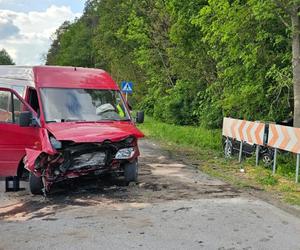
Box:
46;0;294;128
0;49;15;65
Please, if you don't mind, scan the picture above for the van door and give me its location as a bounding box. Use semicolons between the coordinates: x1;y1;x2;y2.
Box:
0;88;41;177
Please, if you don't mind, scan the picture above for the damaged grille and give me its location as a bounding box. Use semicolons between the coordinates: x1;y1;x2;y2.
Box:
32;138;135;183
58;144;111;173
70;151;106;170
28;137;137;192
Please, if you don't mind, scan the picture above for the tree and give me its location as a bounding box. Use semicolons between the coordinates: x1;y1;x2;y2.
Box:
291;3;300;127
194;0;291;125
284;1;300;127
92;0;147;106
46;21;71;65
270;0;300;127
0;49;15;65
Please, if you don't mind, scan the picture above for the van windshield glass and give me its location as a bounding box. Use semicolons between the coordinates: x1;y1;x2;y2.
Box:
40;88;130;123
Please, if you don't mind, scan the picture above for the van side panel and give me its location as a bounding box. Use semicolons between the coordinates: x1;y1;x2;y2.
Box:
0;123;41;176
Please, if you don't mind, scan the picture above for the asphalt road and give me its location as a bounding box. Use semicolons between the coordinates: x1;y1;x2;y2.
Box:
0;139;300;250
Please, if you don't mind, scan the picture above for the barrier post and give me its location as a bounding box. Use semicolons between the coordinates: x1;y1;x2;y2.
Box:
225;137;231;157
239;141;243;163
255;145;260;166
272;148;277;175
296;154;300;183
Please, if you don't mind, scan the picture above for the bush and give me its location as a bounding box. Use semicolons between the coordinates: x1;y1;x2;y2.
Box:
152;80;201;125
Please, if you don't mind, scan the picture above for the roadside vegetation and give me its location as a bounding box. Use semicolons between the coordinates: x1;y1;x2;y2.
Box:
139;117;300;206
139;116;221;151
46;0;295;129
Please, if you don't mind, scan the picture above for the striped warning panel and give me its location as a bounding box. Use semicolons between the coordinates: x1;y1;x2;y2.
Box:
268;124;300;154
222;117;265;146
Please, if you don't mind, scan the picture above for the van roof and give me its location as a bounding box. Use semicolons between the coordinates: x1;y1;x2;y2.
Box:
0;66;118;90
0;66;35;87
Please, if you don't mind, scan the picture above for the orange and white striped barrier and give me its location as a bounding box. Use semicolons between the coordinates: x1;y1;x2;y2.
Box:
222;117;265;146
268;124;300;154
222;117;266;164
268;124;300;182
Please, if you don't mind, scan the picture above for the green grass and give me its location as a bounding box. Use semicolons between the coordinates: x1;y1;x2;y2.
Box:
139;116;222;151
138;116;300;207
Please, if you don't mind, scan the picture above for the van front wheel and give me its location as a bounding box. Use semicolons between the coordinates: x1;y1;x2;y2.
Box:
29;173;43;195
124;160;138;185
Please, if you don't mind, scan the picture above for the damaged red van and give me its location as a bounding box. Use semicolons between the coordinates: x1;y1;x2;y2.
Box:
0;66;144;195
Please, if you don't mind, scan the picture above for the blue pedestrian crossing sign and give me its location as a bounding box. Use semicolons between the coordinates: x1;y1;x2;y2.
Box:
121;81;133;94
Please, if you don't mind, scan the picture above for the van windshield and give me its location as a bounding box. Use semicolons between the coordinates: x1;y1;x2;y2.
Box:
40;88;130;123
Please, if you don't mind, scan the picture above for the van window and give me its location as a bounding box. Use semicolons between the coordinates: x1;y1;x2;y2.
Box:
40;88;130;123
13;94;23;124
0;90;28;124
0;90;12;123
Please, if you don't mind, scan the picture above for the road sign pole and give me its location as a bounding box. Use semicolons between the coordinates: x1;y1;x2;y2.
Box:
272;148;277;175
296;154;300;183
126;92;128;102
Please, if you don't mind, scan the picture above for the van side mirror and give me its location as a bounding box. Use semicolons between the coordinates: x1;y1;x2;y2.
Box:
19;111;33;127
136;111;144;124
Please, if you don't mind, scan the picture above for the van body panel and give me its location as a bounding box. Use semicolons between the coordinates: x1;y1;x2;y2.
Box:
0;123;41;176
33;67;118;89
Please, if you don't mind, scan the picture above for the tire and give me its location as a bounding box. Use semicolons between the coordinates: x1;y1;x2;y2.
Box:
29;173;44;195
124;160;138;184
261;152;273;168
224;140;233;158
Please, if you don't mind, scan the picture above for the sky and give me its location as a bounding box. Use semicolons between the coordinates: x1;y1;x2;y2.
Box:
0;0;85;65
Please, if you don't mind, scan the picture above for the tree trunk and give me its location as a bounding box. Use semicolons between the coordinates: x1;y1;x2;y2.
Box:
292;6;300;127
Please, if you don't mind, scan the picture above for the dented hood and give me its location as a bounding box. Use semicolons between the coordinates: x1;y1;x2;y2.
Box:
45;122;144;143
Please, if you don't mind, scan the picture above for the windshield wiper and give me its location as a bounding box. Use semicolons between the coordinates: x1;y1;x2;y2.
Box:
62;119;87;122
98;118;131;122
48;118;131;123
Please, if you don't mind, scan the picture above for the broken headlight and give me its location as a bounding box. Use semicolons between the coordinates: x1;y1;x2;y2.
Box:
50;136;62;150
115;147;135;159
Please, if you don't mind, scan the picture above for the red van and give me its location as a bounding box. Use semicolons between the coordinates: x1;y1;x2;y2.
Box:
0;66;144;195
